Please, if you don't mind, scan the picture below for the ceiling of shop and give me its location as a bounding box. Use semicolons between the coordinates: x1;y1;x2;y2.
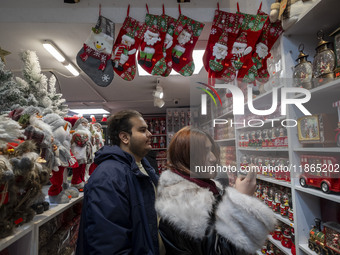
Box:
0;0;270;115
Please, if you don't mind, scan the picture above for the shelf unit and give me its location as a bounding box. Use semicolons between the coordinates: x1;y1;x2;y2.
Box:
202;1;340;254
0;191;83;254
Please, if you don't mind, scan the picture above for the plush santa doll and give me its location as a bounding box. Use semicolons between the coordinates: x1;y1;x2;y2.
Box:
43;113;79;204
138;25;161;68
70;117;93;191
172;27;193;64
112;32;137;71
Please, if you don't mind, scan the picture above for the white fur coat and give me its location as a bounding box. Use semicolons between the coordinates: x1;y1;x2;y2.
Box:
156;170;276;253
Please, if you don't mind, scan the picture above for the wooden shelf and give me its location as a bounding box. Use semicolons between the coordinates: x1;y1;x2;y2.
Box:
293;147;340;153
295;185;340;204
32;193;84;227
239;147;289;152
215;138;235;143
267;235;292;255
299;243;318;255
257;175;292;188
0;223;33;252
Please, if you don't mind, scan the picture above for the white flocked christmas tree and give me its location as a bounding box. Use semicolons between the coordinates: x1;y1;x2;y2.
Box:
0;50;69;116
0;59;29;114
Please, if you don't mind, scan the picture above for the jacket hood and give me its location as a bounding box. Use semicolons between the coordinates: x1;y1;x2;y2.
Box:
94;145;134;166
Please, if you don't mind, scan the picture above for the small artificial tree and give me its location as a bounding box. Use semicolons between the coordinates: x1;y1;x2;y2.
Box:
0;59;29;114
48;75;69;117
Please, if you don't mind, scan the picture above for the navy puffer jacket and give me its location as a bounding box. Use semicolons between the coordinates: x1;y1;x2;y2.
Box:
76;145;159;255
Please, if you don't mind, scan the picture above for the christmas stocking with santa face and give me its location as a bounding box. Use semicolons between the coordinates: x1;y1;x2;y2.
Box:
204;10;244;83
171;14;205;76
112;15;146;81
76;16;115;87
253;12;283;83
233;12;268;85
138;13;167;75
158;15;177;77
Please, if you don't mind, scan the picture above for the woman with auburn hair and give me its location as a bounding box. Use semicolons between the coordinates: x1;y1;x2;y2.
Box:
156;126;276;255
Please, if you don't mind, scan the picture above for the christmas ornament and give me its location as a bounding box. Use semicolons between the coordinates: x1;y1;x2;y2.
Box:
76;13;115;87
171;6;205;76
112;5;146;81
293;44;313;89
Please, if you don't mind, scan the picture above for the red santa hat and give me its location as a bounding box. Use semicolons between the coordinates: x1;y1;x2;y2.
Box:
234;32;248;48
146;25;159;37
64;115;79;128
215;36;228;50
90;115;96;124
101;114;108;122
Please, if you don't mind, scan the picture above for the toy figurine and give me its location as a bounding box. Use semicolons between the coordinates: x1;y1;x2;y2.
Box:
272;190;281;213
280;191;290;217
262;129;269;147
288;196;294;222
281;226;292;249
272;224;282;241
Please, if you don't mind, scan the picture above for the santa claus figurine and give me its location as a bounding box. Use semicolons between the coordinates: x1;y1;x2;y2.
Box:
281;226;292;249
172;27;193;64
43;113;79;204
138;25;161;68
112;32;136;71
70;117;93;191
209;37;229;72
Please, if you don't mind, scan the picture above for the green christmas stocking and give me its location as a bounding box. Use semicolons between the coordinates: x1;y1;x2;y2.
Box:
171;14;205;76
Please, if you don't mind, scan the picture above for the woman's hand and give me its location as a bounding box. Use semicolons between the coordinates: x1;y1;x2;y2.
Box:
235;165;257;196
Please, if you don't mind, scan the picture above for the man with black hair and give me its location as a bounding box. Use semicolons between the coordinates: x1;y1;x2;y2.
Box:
76;110;160;255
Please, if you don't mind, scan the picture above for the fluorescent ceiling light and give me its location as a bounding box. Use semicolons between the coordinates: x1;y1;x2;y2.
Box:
64;63;80;76
70;108;110;115
138;50;205;76
43;41;65;62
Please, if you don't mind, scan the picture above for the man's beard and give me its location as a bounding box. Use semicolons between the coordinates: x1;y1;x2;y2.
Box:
145;37;159;46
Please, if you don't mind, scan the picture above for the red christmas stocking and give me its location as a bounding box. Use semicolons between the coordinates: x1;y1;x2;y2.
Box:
138;12;166;75
253;11;283;83
203;8;243;84
234;11;268;85
159;14;177;77
112;8;146;81
171;14;205;76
